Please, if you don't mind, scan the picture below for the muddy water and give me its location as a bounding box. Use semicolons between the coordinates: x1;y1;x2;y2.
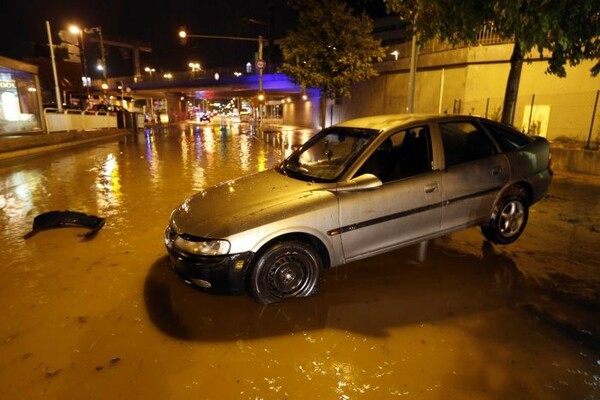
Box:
0;123;598;399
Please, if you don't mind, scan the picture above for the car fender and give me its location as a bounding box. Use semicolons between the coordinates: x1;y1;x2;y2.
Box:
250;224;344;269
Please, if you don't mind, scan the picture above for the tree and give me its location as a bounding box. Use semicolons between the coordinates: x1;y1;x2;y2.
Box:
384;0;600;125
280;0;386;128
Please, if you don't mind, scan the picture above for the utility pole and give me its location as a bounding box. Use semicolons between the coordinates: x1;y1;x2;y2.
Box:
46;21;63;111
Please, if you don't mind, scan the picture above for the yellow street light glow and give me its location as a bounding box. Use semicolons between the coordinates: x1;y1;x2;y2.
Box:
68;25;81;35
179;30;187;39
101;82;108;90
257;93;265;102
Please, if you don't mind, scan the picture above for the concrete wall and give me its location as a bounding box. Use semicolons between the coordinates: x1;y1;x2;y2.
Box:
333;44;599;144
282;89;322;129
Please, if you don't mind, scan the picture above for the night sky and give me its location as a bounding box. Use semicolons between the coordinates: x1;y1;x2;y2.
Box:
1;0;297;76
1;0;387;77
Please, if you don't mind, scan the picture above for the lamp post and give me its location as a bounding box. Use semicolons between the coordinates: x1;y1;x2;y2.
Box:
68;25;107;93
144;66;156;77
188;62;201;78
178;29;265;130
86;26;107;81
68;25;90;101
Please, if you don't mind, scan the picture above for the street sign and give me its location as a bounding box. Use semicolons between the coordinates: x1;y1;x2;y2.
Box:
256;59;266;70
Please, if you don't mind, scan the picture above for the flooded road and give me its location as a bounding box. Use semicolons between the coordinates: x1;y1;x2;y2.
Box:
0;123;598;399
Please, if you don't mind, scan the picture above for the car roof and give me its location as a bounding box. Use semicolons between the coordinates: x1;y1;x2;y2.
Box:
334;113;472;132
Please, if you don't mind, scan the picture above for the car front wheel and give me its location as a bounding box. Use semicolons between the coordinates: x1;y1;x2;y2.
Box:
481;186;529;245
249;240;323;304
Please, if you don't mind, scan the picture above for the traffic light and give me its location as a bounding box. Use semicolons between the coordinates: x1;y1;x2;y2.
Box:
257;91;266;103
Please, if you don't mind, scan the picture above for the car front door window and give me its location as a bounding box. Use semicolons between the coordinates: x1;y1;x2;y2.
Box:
355;126;433;183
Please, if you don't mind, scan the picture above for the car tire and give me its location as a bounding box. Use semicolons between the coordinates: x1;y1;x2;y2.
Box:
249;240;323;305
481;186;529;245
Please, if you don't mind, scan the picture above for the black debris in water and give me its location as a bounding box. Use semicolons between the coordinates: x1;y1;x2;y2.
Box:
23;211;105;239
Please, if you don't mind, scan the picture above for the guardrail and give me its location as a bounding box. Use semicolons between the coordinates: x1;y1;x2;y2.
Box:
43;108;118;133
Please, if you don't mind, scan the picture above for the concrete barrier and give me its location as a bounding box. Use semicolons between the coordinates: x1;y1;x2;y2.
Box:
551;146;600;176
43;109;118;132
0;129;133;162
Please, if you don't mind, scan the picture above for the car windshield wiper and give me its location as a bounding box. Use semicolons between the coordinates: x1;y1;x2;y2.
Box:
279;161;314;181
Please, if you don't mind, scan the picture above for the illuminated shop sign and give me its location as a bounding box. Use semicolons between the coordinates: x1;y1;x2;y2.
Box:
0;79;17;89
0;73;17;90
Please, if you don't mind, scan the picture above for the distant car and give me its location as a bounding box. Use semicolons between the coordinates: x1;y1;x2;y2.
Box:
199;114;211;123
240;110;251;123
165;114;552;304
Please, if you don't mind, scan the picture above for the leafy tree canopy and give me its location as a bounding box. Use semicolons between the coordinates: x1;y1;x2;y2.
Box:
384;0;600;77
280;0;387;99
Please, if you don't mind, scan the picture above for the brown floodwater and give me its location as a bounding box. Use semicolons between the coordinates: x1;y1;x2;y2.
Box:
0;123;598;399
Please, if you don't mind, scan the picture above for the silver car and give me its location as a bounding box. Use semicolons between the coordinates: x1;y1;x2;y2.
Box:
165;114;552;304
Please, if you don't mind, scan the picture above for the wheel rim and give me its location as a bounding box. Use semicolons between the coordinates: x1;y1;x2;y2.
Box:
266;252;313;298
498;200;525;238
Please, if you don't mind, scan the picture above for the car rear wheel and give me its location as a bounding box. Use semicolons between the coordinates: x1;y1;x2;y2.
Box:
249;240;323;304
481;186;529;245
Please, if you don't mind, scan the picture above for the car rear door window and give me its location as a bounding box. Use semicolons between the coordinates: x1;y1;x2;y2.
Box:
440;121;497;168
480;121;532;152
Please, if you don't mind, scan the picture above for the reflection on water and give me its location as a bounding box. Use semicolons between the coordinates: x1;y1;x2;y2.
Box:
0;124;598;399
94;153;122;217
144;241;519;341
0;122;282;273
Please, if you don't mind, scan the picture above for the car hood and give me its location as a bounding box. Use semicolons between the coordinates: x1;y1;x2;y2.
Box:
170;169;335;238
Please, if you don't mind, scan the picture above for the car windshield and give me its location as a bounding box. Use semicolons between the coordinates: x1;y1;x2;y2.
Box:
279;127;377;182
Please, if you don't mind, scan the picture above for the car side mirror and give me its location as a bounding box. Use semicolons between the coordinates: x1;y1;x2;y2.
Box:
334;173;382;192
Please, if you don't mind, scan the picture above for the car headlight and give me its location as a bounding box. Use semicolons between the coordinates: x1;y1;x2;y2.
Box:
173;235;231;256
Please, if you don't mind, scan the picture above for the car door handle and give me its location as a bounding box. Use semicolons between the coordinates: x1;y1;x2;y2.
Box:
424;183;439;193
492;166;503;175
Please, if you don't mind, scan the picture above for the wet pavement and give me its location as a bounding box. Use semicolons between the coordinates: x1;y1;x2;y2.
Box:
0;122;598;399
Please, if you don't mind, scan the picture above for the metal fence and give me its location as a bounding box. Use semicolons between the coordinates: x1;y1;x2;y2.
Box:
456;90;600;145
386;26;513;59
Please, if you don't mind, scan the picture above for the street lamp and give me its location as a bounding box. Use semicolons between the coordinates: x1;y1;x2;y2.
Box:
188;62;201;78
144;66;156;77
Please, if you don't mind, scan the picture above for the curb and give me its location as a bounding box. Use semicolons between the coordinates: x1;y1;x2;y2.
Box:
0;129;134;163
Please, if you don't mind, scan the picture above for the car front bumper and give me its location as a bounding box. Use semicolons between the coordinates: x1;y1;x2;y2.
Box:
166;246;254;295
